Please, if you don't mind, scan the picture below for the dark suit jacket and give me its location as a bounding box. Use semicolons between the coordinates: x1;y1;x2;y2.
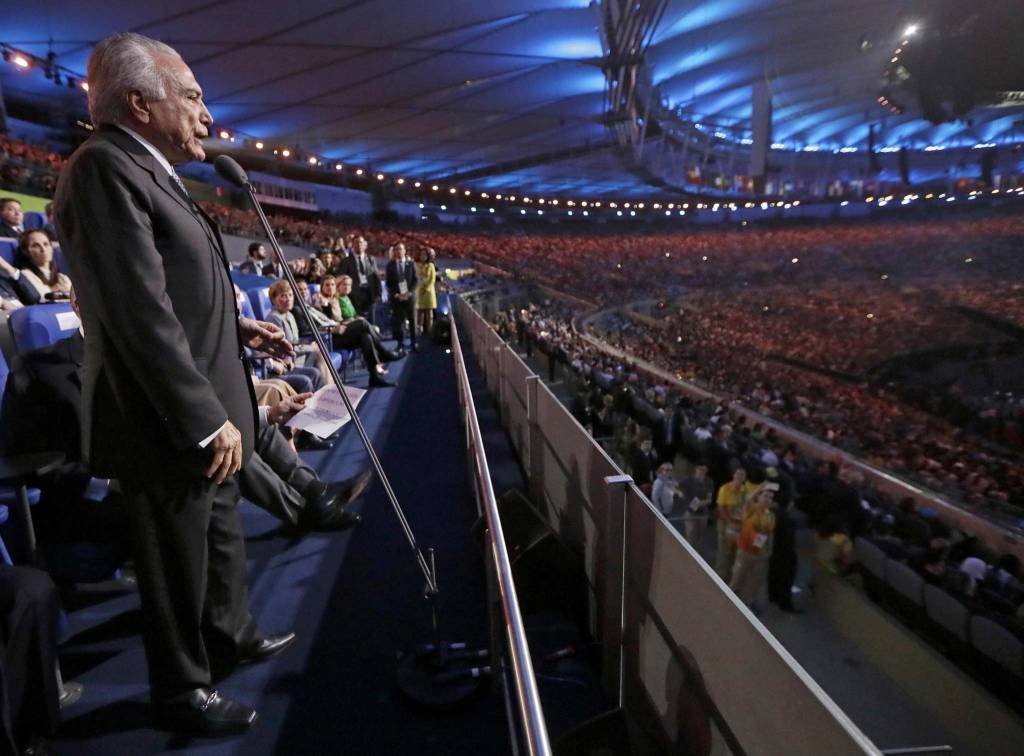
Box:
340;253;380;304
0;333;84;459
0;271;40;305
0;222;21;239
385;258;417;302
54;126;256;480
238;259;280;277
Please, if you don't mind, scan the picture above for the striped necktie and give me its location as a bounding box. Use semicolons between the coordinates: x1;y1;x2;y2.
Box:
169;169;190;200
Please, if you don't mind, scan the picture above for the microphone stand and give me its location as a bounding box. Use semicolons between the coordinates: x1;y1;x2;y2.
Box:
232;174;487;707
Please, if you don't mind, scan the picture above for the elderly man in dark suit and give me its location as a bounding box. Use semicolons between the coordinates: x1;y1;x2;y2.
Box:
54;32;295;736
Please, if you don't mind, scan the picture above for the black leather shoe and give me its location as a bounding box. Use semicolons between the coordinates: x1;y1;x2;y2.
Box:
155;688;257;736
382;348;407;362
297;432;333;451
238;632;297;666
369;375;396;388
318;470;372;511
306;506;362;531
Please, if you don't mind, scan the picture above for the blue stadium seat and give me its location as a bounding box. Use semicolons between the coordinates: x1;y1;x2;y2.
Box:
8;303;81;353
0;505;12;565
247;287;272;321
0;239;16;264
0;345;9;404
52;242;68;273
970;615;1024;678
23;212;46;231
230;271;272;291
306;282;320;303
238;294;256;321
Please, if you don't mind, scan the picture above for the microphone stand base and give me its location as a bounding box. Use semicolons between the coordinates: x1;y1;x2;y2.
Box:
395;642;490;711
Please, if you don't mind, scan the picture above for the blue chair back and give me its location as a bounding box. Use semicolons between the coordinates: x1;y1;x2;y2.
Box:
0;239;16;265
247;287;272;321
306;283;320;304
53;242;68;274
230;271;272;291
8;303;80;353
0;349;9;404
239;295;256;320
23;212;46;231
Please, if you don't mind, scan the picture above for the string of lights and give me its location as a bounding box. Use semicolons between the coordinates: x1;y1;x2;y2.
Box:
1;42;89;90
3;34;1021;216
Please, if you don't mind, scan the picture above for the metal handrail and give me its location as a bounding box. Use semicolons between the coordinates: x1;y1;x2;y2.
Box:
449;299;553;756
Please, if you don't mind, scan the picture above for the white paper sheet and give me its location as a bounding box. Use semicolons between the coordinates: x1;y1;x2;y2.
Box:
285;384;366;439
55;311;81;331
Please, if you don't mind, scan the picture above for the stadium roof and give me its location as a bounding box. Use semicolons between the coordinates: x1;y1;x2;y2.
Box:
2;1;1022;197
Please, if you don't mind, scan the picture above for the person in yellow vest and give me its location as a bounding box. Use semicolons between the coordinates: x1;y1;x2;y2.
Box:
714;467;757;582
730;484;778;608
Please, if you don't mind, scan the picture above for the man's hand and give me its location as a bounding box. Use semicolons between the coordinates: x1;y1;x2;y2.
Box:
239;317;294;358
267;392;312;426
204;421;243;483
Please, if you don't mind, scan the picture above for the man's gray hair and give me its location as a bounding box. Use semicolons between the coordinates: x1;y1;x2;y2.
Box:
87;33;181;126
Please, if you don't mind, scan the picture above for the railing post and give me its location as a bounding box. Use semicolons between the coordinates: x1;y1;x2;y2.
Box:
603;473;632;707
526;375;541;502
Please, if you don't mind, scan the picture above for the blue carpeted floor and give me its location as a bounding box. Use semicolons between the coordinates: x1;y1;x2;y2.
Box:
52;338;510;754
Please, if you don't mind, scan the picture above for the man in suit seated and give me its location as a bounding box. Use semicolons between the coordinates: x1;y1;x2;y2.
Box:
237;242;281;278
0;316;367;536
0;198;25;238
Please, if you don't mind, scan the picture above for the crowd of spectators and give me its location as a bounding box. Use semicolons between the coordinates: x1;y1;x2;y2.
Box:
0;134;65;197
489;297;1024;635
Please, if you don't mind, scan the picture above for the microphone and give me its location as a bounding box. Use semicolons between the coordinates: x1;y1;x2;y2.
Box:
214;154;249;188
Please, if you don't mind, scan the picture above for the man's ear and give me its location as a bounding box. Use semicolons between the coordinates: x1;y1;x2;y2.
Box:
126;91;152;124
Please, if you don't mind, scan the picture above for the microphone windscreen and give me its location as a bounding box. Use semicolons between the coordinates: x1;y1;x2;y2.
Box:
214;154;249;187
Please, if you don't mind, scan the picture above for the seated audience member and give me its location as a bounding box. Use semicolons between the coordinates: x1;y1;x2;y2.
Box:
0;251;41;310
679;463;714;551
0;321;129;579
0;565;62;755
730;485;777;608
959;556;990;597
15;230;71;300
238;242;281;278
316;276;403;388
242;392;367;531
263;280;326;392
0;300;364;534
42;201;58;241
0;198;25;238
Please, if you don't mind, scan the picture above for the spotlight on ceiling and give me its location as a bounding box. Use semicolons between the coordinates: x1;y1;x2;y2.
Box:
903;23;919;36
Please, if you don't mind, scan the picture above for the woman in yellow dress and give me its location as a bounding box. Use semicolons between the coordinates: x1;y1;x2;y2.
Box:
414;247;437;339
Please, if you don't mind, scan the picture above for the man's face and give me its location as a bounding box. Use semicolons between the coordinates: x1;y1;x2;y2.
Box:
1;201;23;227
140;55;212;164
252;245;267;260
357;237;368;254
694;466;707;480
296;281;309;301
641;440;652;453
396;243;406;261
